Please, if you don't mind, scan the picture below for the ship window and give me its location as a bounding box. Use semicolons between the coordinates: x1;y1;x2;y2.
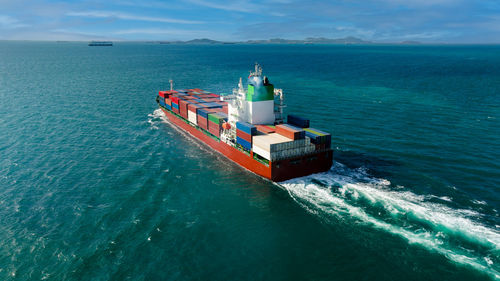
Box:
290;159;301;165
276;164;280;168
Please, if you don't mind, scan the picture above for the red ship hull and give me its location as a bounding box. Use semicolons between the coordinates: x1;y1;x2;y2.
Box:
161;108;333;182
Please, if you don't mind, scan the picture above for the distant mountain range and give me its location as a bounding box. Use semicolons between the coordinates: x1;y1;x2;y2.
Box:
157;37;387;45
155;37;423;45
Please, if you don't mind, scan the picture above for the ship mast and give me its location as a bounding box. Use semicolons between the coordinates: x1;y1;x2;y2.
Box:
169;79;174;91
274;88;285;124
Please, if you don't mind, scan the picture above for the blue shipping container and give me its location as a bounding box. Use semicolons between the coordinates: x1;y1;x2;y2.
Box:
236;121;257;135
287;114;310;128
172;103;179;109
236;136;252;150
165;103;172;111
305;131;322;144
197;108;212;118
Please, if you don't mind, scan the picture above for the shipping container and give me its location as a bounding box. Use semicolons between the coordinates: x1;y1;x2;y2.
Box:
197;115;208;130
208;112;225;125
188;103;201;113
255;125;275;134
208;121;220;137
276;124;305;140
236;130;252;143
188;110;197;125
236;136;252;150
252;145;271;160
287;114;310;128
304;128;331;148
252;133;293;153
236;121;257;135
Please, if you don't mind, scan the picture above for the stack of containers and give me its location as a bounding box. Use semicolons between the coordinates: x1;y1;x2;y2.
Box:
164;96;172;110
179;99;189;119
188;103;202;125
287;114;310;128
255;125;276;134
252;133;316;161
275;124;306;140
159;98;166;107
236;121;256;151
171;96;180;114
304;128;332;149
207;112;227;138
197;108;218;130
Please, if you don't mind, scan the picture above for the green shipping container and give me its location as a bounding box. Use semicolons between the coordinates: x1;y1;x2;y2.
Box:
208;113;224;124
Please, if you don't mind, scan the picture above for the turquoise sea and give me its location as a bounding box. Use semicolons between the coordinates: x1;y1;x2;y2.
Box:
0;42;499;280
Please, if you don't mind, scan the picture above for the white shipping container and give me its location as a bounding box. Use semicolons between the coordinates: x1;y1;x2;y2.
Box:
188;111;197;125
252;145;271;160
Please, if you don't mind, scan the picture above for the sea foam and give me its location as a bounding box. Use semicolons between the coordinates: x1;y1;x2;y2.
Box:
280;162;500;279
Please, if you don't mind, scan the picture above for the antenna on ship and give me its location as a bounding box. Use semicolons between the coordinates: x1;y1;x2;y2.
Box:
169;79;174;91
249;62;263;77
238;77;243;92
274;88;286;124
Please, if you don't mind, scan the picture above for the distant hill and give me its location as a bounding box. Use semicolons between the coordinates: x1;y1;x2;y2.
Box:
304;36;372;44
245;36;372;44
159;38;226;44
158;36;372;45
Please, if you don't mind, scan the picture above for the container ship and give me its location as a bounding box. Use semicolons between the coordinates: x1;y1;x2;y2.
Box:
88;41;113;46
156;64;333;182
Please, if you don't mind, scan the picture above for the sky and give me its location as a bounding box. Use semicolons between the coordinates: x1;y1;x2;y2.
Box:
0;0;499;43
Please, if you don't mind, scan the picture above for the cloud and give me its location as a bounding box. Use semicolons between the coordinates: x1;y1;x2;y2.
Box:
114;28;207;35
0;15;29;29
67;10;204;24
186;0;260;13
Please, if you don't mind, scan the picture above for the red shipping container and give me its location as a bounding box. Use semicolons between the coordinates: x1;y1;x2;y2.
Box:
209;93;219;97
208;120;220;131
188;103;201;113
172;107;179;114
179;99;188;109
255;125;275;134
197;115;208;130
193;88;203;92
159;91;168;98
276;124;302;140
222;106;228;114
196;94;211;98
236;130;252;143
209;126;220;137
171;96;179;104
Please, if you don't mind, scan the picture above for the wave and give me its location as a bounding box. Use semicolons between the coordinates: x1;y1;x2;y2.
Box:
280;162;500;279
147;109;168;130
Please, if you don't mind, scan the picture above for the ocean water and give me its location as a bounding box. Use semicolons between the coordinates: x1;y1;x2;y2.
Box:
0;41;499;280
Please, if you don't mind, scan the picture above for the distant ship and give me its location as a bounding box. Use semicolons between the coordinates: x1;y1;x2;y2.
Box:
88;41;113;46
156;64;333;182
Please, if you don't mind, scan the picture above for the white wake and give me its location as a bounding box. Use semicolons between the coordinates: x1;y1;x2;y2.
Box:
280;162;500;279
